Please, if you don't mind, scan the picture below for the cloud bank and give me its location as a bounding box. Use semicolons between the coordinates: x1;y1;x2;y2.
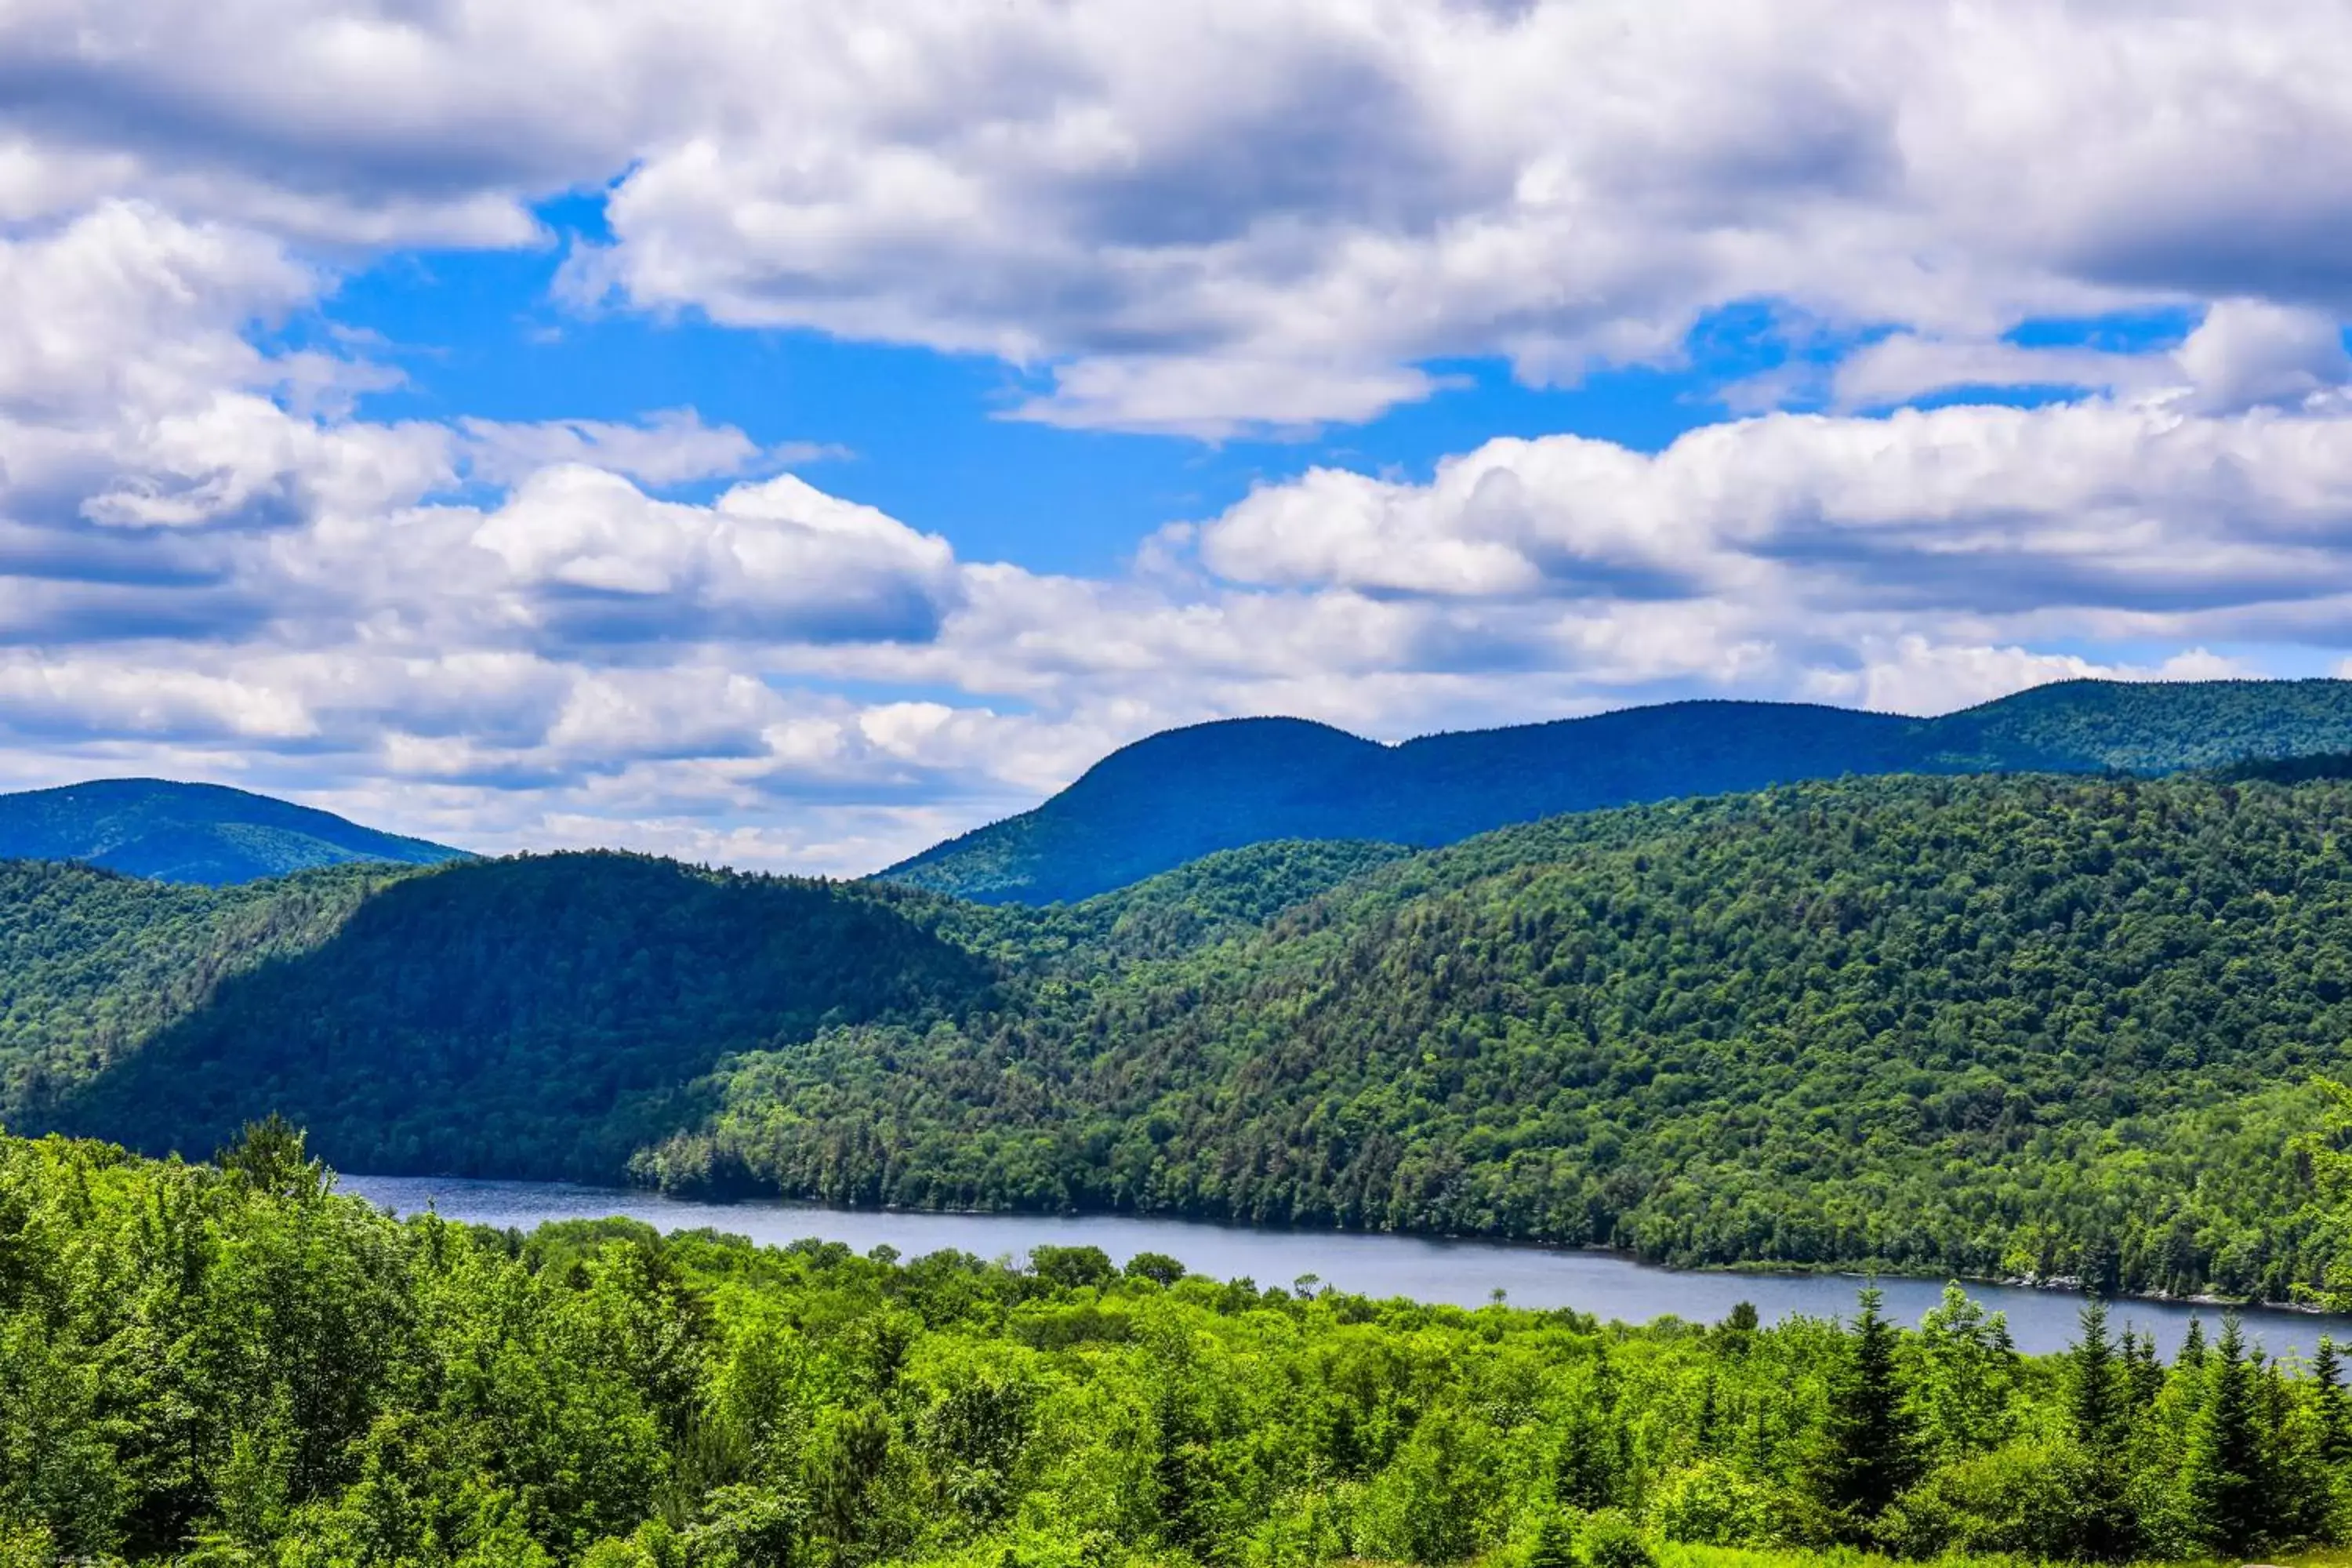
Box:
0;2;2347;868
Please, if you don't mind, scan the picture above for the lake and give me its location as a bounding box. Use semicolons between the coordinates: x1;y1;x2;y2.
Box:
343;1173;2352;1362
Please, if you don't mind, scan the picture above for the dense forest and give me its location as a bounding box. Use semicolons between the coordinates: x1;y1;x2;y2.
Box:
886;678;2352;903
0;859;405;1116
38;853;1004;1180
9;1124;2352;1567
20;771;2352;1299
0;840;1420;1173
652;773;2352;1302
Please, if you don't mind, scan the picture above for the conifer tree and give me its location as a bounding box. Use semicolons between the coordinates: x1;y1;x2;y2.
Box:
2069;1295;2119;1449
2064;1296;2140;1561
1526;1509;1580;1568
2266;1355;2338;1544
1555;1348;1627;1510
2122;1327;2166;1410
2180;1316;2208;1370
1806;1289;1918;1541
2183;1316;2271;1555
2315;1336;2350;1463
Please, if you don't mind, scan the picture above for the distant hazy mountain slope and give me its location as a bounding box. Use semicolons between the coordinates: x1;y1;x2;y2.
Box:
886;717;1393;903
883;678;2352;902
1924;677;2352;772
0;778;470;884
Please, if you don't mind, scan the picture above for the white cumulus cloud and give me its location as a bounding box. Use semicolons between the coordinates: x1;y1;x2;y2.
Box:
1;2;2350;867
2;2;2350;430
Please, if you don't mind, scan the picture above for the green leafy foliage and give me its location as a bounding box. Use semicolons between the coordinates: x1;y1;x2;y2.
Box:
0;777;469;884
0;858;401;1120
28;768;2352;1301
8;1129;2352;1566
42;852;1002;1180
659;772;2352;1298
884;677;2352;903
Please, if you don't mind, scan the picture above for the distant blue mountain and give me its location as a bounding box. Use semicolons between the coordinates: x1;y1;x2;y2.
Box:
0;778;470;884
882;678;2352;903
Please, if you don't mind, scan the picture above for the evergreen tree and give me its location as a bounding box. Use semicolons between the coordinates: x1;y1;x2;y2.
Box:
2068;1295;2120;1449
2063;1296;2139;1561
2180;1317;2209;1371
1150;1341;1213;1554
1806;1289;1918;1541
2121;1328;2166;1410
2266;1356;2338;1544
2183;1316;2272;1555
2315;1336;2350;1463
1526;1509;1580;1568
1555;1348;1626;1510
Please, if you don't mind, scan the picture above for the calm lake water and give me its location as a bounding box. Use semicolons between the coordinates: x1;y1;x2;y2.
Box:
343;1174;2352;1363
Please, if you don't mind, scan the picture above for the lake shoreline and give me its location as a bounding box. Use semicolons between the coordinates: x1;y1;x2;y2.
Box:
348;1171;2333;1326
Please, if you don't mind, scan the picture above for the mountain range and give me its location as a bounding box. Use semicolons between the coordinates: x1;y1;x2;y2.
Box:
14;678;2352;1299
0;769;2347;1299
881;678;2352;902
23;679;2352;902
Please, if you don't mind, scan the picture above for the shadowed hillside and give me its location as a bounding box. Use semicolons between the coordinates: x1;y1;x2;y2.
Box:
0;838;1384;1183
0;858;408;1118
44;852;1000;1179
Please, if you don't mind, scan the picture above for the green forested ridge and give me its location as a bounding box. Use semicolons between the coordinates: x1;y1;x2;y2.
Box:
41;852;1005;1181
21;773;2352;1299
0;837;1410;1165
6;1125;2352;1566
0;776;470;884
0;858;408;1117
1021;838;1418;964
648;772;2352;1301
884;677;2352;904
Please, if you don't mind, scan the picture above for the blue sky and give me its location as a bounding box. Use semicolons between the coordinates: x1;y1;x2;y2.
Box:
2;1;2351;871
315;223;1762;575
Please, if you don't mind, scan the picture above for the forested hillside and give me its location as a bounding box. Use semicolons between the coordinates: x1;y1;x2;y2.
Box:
24;771;2352;1301
0;837;1400;1166
653;772;2352;1301
40;852;1004;1180
0;777;469;883
0;858;407;1118
4;1126;2346;1566
884;678;2352;902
